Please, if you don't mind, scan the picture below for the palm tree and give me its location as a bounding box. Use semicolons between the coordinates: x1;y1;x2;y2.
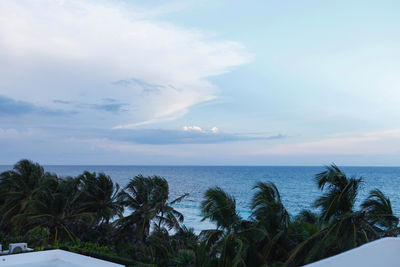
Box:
250;182;291;265
201;187;241;231
79;171;123;225
116;175;186;243
286;165;399;266
155;194;188;231
284;210;321;266
361;189;399;236
286;165;366;265
295;209;320;225
14;177;93;244
200;187;265;267
314;164;362;222
0;159;57;230
251;182;290;233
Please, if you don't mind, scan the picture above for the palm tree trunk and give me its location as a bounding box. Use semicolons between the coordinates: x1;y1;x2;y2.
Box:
55;228;58;244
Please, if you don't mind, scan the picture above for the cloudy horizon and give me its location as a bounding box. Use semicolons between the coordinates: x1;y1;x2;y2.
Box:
1;0;400;166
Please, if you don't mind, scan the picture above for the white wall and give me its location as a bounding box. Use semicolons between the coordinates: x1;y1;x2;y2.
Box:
0;249;124;267
305;237;400;267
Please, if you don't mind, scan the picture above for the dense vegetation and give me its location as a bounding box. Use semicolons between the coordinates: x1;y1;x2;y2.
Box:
0;160;398;266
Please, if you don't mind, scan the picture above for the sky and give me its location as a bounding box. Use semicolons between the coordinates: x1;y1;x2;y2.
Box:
1;0;400;165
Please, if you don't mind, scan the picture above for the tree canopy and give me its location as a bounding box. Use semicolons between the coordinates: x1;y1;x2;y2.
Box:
0;160;398;267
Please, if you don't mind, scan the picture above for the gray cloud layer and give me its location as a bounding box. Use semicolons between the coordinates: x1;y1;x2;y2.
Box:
106;129;285;145
12;126;284;145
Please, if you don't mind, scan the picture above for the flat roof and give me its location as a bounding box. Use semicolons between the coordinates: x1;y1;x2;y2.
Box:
305;237;400;267
0;249;124;267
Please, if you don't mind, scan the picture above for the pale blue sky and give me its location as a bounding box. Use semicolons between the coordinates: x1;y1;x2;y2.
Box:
0;0;400;165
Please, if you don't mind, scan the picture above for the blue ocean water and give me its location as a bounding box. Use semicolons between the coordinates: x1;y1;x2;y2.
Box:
1;165;400;231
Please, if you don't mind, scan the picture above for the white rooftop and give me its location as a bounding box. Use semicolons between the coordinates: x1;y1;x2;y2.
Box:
0;249;124;267
305;237;400;267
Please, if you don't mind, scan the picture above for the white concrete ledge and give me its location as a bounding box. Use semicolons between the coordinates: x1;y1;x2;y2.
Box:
305;237;400;267
0;249;124;267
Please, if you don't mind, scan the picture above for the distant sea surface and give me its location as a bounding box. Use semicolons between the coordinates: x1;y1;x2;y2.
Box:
1;165;400;231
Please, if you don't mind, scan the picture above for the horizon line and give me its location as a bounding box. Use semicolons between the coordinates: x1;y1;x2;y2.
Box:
1;164;400;168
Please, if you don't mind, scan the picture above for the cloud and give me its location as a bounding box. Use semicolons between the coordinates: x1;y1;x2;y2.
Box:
112;78;169;95
90;98;129;113
111;80;131;87
92;103;128;113
51;98;129;114
0;95;72;116
112;112;186;129
183;126;204;132
0;0;252;129
182;126;219;134
32;126;284;145
211;127;219;133
0;95;37;115
53;100;71;105
132;78;164;95
106;128;284;145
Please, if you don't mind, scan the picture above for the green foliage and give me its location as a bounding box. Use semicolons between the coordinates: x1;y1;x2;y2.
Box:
25;227;51;247
56;240;118;255
361;189;399;232
116;175;187;245
0;160;398;267
314;164;362;221
78;171;124;225
251;182;290;232
201;187;240;230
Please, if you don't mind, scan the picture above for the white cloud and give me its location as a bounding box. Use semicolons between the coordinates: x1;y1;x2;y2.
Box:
182;126;220;133
210;126;219;133
0;0;252;128
183;125;203;132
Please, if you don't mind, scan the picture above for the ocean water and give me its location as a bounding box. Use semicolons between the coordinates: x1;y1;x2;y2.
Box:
1;165;400;231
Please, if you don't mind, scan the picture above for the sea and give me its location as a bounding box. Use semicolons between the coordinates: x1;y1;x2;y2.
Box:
1;165;400;232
